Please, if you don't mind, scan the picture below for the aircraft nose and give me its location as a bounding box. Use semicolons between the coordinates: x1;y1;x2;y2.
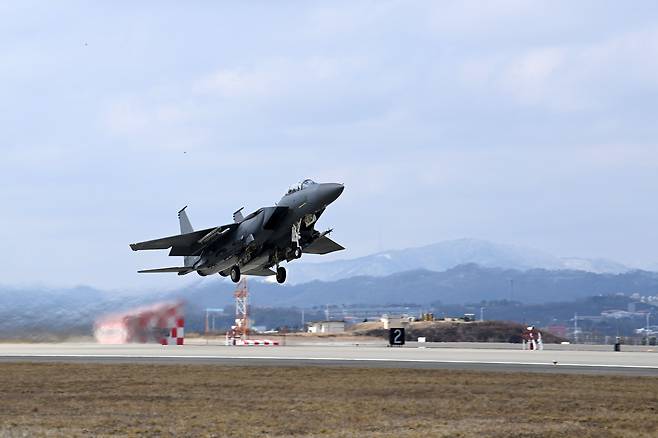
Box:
318;183;344;205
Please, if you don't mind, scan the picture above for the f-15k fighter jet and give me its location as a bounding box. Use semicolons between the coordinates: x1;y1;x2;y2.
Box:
130;179;344;284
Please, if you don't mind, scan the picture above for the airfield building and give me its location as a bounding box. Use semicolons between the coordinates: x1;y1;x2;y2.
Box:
307;321;346;334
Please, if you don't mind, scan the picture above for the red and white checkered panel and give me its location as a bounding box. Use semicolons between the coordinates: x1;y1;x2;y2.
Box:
238;339;279;346
161;317;185;345
95;301;185;345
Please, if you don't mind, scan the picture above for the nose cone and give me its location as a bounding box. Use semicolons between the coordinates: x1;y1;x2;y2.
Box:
317;183;344;206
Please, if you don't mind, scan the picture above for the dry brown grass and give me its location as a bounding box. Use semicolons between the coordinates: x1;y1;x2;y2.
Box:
0;363;657;437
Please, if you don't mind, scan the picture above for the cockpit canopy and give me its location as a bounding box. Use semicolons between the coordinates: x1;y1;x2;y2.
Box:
286;179;317;195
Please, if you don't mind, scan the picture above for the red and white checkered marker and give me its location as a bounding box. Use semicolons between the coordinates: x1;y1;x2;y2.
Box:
161;317;185;345
94;301;185;345
237;339;279;346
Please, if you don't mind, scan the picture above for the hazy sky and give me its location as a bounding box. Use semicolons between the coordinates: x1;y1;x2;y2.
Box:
2;1;658;289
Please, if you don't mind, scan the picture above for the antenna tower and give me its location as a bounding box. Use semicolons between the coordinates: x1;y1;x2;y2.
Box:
234;278;249;339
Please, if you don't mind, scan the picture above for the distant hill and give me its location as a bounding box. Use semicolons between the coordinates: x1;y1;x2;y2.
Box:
351;320;568;343
178;264;658;308
559;257;630;274
2;265;658;336
0;285;171;338
287;238;630;284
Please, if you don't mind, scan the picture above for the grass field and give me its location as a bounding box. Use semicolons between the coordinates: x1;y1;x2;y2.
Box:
0;363;657;437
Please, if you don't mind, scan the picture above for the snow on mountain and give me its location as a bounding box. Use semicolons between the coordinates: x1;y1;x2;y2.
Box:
559;257;629;274
286;238;630;284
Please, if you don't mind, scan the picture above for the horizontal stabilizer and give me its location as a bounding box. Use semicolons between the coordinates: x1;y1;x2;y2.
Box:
137;267;195;275
303;235;345;255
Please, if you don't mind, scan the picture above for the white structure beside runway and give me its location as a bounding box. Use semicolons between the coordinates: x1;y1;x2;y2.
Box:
307;321;345;334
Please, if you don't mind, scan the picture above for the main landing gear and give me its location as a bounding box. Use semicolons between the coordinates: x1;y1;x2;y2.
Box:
276;266;287;284
230;265;241;283
291;221;302;260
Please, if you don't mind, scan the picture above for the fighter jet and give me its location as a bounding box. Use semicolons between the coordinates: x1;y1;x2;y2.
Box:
129;179;344;284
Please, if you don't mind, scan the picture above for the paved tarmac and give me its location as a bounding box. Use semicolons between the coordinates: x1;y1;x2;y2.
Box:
0;342;657;375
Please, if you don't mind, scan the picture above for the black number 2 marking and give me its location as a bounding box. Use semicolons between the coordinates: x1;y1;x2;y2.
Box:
393;329;402;344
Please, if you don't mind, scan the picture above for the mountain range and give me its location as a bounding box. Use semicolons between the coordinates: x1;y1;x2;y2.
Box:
3;264;658;337
286;238;631;284
192;264;658;308
1;238;655;336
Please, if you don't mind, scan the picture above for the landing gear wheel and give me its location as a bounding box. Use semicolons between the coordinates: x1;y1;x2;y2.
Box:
230;265;241;283
293;246;303;259
218;271;228;277
276;266;287;284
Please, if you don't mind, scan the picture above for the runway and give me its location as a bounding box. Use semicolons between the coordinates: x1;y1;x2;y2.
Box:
1;342;657;375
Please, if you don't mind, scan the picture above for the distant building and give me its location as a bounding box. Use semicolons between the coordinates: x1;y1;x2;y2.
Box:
380;315;411;329
601;310;645;319
307;321;345;334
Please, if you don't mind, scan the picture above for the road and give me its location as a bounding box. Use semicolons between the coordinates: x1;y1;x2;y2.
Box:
0;342;657;375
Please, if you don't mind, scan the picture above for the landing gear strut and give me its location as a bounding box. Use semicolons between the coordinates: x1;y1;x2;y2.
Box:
230;265;241;283
276;266;287;284
290;220;303;260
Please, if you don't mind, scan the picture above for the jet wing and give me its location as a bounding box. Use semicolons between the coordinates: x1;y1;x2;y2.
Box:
263;206;289;230
303;235;344;255
130;223;238;256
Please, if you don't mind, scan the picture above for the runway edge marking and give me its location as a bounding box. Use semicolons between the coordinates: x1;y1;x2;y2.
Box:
1;354;658;369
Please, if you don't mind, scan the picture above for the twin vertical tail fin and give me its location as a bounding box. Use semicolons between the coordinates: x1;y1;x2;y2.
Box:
178;206;199;268
178;206;194;234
